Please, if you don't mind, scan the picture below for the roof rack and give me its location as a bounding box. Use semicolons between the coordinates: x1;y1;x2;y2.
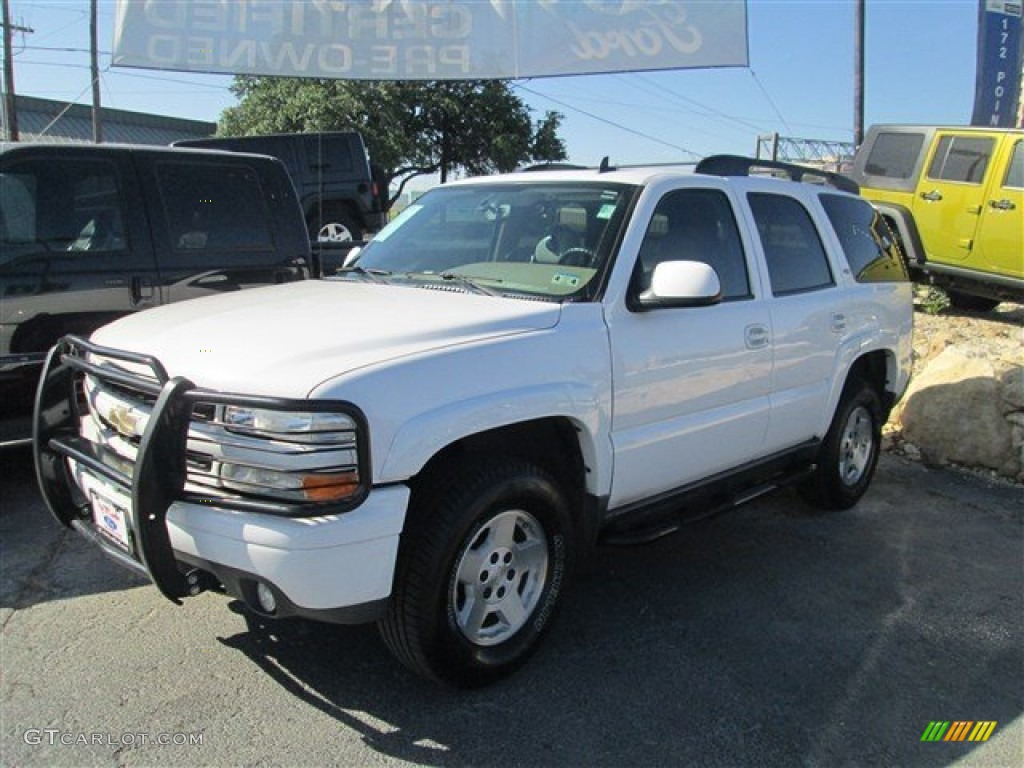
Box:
695;154;859;194
520;162;590;172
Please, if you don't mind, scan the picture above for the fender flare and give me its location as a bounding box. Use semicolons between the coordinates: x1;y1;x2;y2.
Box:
378;381;611;497
872;202;927;267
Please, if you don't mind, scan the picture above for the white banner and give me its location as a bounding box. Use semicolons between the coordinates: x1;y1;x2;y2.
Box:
111;1;748;80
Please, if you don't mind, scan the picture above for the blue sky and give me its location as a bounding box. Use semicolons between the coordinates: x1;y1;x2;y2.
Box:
7;0;980;167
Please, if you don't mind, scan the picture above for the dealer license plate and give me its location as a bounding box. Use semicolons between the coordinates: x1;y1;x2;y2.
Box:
90;487;132;552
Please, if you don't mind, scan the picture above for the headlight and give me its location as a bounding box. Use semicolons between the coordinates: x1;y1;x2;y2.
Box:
219;463;360;503
222;406;356;443
216;405;364;504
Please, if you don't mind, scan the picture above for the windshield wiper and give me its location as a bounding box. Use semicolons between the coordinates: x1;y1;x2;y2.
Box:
402;271;498;297
336;266;391;284
438;272;498;296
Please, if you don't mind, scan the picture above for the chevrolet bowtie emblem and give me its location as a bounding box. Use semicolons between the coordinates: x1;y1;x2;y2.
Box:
106;404;140;437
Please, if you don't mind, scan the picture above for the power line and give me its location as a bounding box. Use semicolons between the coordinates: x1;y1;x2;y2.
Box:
749;69;794;135
18;44;111;54
515;81;703;160
623;73;765;133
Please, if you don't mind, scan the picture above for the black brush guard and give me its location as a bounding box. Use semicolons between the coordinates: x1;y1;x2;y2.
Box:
33;335;369;603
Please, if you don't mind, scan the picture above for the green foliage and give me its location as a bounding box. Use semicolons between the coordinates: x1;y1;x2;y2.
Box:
917;285;950;315
218;78;567;208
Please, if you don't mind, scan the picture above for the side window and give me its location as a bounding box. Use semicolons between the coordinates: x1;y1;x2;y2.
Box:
635;188;751;300
820;194;909;284
1004;140;1023;189
863;132;925;179
926;136;994;184
748;193;834;296
0;158;127;264
157;162;273;252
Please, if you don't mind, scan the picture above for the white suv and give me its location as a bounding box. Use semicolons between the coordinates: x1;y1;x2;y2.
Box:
35;156;913;687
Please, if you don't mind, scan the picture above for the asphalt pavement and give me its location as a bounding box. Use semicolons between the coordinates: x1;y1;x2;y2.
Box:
2;446;1022;767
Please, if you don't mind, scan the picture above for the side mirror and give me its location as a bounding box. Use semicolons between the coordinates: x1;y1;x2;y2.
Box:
634;260;722;311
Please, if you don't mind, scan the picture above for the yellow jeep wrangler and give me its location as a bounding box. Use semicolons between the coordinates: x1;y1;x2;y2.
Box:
851;125;1022;310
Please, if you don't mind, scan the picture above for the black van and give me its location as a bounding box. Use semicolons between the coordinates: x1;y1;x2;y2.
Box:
0;142;313;446
176;132;387;243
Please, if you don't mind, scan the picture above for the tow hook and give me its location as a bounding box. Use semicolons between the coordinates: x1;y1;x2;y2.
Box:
183;569;219;597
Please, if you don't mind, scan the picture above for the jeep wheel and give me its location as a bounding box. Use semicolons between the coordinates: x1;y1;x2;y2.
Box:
379;460;572;687
311;206;360;243
799;381;882;510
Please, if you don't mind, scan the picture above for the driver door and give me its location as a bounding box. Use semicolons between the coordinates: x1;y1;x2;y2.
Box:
604;186;773;508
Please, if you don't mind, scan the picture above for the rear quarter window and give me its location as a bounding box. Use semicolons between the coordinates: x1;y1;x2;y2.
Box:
820;194;909;284
863;132;926;179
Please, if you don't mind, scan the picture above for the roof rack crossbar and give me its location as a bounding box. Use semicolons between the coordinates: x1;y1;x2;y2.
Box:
695;154;859;194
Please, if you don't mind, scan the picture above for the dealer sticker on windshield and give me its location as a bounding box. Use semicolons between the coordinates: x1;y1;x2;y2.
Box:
551;273;581;288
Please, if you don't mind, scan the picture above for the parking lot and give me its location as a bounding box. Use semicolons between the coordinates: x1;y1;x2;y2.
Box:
2;446;1021;767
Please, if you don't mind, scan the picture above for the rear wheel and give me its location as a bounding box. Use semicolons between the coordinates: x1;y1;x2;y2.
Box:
310;205;360;242
799;380;882;510
379;460;572;687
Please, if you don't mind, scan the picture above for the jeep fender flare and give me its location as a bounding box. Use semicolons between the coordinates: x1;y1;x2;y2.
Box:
872;202;926;267
378;381;611;498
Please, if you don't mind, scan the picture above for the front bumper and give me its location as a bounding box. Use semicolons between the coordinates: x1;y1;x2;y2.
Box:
34;335;404;623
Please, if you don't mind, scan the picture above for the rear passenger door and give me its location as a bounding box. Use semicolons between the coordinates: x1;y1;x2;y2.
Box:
746;191;845;451
138;154;307;304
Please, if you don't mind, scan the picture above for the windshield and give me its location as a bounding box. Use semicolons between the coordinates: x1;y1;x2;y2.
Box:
349;181;637;300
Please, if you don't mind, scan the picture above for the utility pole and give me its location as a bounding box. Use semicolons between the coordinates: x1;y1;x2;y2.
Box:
2;0;33;141
853;0;865;147
90;0;102;143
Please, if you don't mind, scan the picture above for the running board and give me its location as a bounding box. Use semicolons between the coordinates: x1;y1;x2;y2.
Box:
599;460;817;547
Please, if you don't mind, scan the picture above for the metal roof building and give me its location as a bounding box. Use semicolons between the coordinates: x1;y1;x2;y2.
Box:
6;95;215;145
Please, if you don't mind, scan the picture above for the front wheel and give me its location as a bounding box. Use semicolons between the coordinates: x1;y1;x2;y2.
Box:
379;460;573;687
799;381;882;510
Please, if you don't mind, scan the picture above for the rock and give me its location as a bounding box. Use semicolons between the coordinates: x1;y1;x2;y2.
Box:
903;443;921;461
897;346;1017;476
1003;367;1024;412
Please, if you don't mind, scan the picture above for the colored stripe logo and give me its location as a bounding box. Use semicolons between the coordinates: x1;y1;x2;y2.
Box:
921;721;998;742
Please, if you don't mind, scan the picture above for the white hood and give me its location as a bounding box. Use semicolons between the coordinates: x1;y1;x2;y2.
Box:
90;280;561;397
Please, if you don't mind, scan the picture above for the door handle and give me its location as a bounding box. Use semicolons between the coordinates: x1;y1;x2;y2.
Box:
131;276;155;305
919;190;943;202
989;198;1016;211
745;324;770;350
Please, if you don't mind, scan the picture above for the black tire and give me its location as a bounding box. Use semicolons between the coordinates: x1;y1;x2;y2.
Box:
799;380;882;510
946;291;1000;312
379;459;573;687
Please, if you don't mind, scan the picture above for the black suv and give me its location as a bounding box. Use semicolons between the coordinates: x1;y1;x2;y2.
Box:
0;142;313;447
176;132;388;242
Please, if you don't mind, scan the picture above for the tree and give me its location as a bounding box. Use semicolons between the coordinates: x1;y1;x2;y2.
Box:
218;78;567;208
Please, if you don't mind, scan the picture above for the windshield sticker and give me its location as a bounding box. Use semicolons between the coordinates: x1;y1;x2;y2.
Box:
551;273;581;288
597;203;616;220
